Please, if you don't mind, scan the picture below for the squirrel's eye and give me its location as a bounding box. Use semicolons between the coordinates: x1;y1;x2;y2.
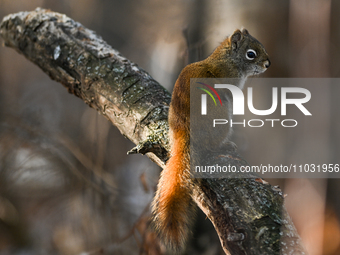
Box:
246;49;257;60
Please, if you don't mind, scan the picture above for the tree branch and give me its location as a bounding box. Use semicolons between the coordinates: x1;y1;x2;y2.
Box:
0;8;308;255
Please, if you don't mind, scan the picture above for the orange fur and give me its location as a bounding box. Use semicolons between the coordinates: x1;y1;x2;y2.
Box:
151;129;193;250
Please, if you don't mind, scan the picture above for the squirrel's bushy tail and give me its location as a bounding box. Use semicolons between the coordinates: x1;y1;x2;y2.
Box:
151;135;194;250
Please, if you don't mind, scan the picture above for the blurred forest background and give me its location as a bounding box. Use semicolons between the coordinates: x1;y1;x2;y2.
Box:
0;0;340;255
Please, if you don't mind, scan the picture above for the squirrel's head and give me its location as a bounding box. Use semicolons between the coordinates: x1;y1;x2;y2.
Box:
229;28;270;77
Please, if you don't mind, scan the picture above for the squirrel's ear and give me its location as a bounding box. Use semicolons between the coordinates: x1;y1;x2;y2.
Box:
242;28;249;35
231;29;243;51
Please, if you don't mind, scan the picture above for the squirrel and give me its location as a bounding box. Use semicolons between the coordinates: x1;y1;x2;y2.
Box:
151;28;270;251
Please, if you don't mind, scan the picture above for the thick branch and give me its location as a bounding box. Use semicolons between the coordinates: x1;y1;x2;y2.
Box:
0;8;170;167
0;8;307;255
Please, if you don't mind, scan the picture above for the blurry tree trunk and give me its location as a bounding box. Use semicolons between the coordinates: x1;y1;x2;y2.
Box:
288;1;331;254
184;0;207;64
0;8;308;255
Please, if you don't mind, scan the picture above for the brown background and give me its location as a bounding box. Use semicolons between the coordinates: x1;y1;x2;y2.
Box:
0;0;339;254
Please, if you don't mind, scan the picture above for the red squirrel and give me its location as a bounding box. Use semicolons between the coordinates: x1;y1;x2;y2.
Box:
151;29;270;251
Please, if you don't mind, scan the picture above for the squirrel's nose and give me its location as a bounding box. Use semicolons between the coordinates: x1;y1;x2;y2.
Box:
264;59;271;68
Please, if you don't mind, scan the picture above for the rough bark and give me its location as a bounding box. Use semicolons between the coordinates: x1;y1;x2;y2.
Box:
0;8;308;255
